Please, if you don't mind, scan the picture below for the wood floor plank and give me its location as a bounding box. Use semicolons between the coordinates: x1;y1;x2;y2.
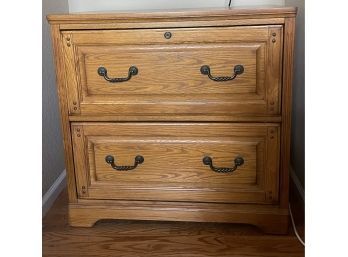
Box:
43;190;304;257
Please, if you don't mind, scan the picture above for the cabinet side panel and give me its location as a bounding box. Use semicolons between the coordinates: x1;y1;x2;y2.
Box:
280;17;296;208
50;24;77;202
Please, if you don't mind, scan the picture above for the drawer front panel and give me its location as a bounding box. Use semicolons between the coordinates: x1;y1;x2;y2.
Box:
72;123;280;204
83;44;259;95
63;26;282;118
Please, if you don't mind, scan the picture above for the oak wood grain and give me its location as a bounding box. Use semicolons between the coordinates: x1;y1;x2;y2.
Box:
68;200;289;233
62;33;80;115
68;114;282;122
71;123;279;204
50;25;77;203
47;7;297;24
43;190;304;257
47;8;297;233
58;18;286;30
71;125;89;198
64;25;282;118
279;17;296;208
67;26;270;45
82;44;260;95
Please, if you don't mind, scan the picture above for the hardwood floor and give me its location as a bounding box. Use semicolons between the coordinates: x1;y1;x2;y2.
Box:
43;190;304;257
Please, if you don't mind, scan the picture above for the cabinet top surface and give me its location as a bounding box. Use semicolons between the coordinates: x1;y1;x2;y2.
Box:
47;6;297;24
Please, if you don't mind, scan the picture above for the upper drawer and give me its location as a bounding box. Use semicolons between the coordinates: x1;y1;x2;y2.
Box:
62;26;283;119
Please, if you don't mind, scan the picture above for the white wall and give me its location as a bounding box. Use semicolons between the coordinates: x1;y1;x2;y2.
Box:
68;0;284;13
42;0;69;196
285;0;305;188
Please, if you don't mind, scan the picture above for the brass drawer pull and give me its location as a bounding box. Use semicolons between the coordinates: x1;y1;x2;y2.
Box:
105;155;144;171
200;64;244;82
203;156;244;173
97;66;138;83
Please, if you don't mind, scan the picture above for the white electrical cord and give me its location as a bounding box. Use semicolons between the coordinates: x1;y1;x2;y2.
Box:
289;203;305;246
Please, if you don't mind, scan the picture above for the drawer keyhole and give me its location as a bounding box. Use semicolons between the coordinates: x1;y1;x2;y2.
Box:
164;32;172;39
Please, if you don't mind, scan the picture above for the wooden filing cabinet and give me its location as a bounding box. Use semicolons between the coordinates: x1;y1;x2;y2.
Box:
47;7;297;234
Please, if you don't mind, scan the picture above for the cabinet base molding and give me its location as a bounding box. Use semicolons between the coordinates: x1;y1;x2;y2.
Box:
69;200;289;234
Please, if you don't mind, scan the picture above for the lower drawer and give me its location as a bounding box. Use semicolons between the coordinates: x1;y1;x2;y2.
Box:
71;123;280;204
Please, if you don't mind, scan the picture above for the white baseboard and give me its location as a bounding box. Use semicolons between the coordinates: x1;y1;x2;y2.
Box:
290;165;305;201
42;169;67;217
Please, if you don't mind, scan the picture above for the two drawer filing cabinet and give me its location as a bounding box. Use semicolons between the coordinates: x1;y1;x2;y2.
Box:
48;6;297;234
